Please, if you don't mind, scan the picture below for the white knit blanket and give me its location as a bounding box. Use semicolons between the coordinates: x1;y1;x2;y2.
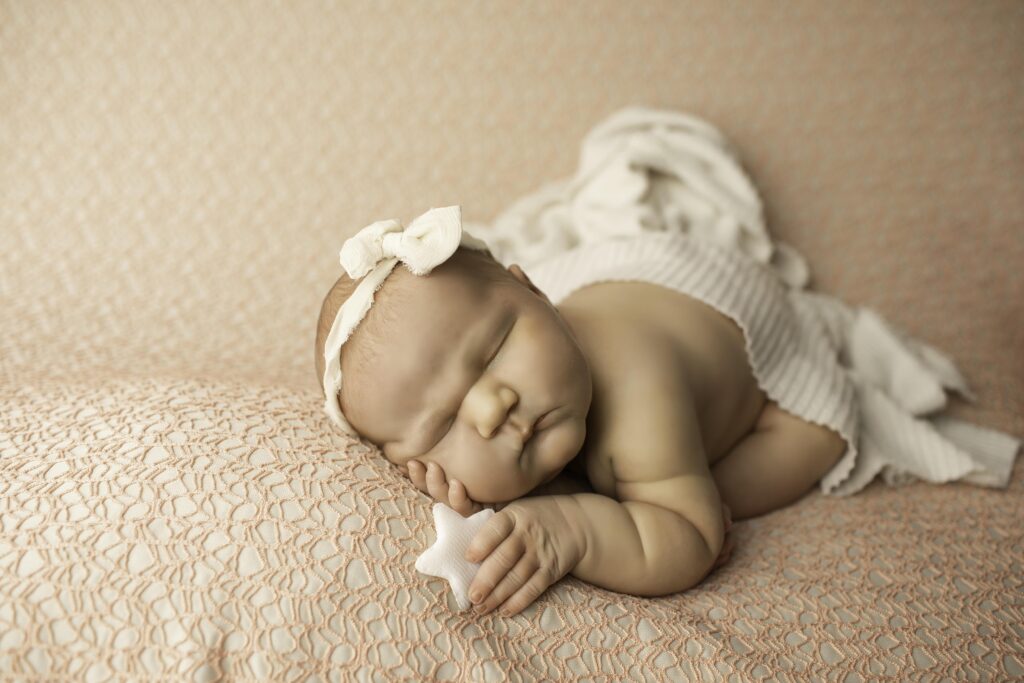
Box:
464;105;1020;495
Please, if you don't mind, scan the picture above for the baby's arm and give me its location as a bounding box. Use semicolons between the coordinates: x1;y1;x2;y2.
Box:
561;378;726;595
560;492;719;596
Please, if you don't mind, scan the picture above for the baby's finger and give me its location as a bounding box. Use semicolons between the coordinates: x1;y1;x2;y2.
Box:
407;460;429;494
425;462;449;501
479;552;538;615
465;513;518;604
469;533;526;612
496;565;551;616
449;479;481;516
465;511;515;564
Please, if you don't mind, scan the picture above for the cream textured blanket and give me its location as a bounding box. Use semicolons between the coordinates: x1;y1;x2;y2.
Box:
466;105;1021;496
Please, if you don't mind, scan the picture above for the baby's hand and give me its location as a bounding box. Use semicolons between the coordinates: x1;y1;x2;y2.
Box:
464;496;585;616
407;460;505;517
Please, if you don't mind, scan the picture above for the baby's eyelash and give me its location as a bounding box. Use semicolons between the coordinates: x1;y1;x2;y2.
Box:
486;320;512;367
486;343;501;366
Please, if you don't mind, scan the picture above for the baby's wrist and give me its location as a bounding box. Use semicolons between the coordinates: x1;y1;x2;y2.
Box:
551;495;589;568
503;495;588;569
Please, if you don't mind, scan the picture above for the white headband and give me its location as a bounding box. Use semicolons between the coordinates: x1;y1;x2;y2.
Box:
322;205;492;435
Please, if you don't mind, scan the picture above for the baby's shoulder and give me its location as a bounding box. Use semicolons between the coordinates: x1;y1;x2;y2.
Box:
575;320;699;498
583;310;692;398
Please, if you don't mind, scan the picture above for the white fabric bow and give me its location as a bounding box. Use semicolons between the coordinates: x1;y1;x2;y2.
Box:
322;205;491;435
339;205;466;279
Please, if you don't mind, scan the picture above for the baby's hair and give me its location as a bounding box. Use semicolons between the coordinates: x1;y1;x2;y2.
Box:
314;267;410;413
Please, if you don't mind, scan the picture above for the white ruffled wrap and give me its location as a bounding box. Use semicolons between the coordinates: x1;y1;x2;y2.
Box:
463;105;1020;495
322;205;491;434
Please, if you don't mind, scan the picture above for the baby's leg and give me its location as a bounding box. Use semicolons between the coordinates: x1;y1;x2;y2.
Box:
710;399;845;521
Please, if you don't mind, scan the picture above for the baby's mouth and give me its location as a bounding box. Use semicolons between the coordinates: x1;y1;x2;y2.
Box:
518;408;555;463
516;430;534;464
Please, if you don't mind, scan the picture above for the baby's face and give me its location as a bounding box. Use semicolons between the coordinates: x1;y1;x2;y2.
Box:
340;252;593;502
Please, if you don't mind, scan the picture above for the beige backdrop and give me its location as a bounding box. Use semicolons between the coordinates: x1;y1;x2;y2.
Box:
2;2;1023;680
2;0;1024;436
2;0;1021;436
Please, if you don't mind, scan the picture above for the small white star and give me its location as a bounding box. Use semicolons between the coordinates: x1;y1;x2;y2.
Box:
415;503;496;611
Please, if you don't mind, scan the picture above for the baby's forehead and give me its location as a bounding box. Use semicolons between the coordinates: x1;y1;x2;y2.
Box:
342;267;505;433
398;271;505;365
389;261;496;322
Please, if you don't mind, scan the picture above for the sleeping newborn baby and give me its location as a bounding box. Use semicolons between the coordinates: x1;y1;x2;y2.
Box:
316;205;845;616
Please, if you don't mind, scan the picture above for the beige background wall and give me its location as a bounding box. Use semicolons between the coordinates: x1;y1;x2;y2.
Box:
1;3;1022;679
2;0;1021;436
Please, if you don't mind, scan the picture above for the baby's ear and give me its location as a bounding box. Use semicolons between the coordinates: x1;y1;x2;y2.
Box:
508;264;549;302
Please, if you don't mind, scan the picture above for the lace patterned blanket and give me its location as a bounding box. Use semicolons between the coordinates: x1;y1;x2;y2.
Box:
2;6;1021;680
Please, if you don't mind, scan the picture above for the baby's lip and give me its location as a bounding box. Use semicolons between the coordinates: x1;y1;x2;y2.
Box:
520;411;544;444
510;409;545;444
520;407;558;455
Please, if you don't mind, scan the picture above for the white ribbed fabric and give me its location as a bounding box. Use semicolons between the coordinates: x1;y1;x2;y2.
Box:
524;231;1020;497
473;104;1019;496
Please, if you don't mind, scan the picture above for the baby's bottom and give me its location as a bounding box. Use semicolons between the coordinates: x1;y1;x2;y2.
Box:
710;399;846;521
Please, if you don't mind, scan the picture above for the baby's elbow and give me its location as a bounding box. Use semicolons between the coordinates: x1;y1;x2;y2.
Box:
630;505;722;596
669;510;724;582
685;500;726;570
637;549;717;597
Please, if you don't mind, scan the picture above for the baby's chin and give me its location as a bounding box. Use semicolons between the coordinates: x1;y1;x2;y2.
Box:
483;464;566;503
538;466;563;486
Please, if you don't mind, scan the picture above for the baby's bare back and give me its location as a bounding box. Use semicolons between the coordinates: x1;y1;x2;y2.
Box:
554;280;768;497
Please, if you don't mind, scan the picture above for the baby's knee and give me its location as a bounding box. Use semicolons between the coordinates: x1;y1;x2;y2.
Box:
767;416;846;480
800;420;846;466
